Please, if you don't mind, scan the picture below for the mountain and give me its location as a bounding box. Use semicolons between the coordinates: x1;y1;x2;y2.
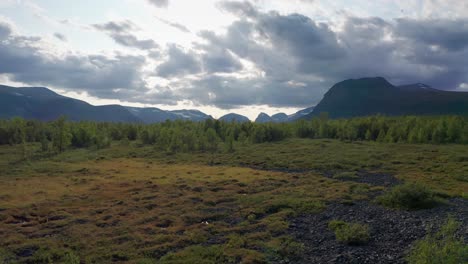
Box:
288;107;315;121
271;113;288;122
0;85;141;122
126;108;212;123
170;110;213;121
255;108;315;123
0;85;212;123
255;112;273;123
255;112;288;123
126;107;180;123
219;113;250;122
306;77;468;119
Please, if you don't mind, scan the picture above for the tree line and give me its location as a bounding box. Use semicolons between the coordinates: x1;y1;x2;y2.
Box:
0;115;467;154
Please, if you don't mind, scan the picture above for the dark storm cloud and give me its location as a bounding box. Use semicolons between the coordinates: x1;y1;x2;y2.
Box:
2;2;468;109
176;74;321;109
396;18;468;51
0;20;12;40
0;20;150;102
93;20;158;50
201;48;243;73
147;0;169;8
167;1;468;108
156;44;202;78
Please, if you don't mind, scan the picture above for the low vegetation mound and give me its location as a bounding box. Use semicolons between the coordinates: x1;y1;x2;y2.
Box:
407;217;468;264
377;183;441;210
328;220;370;245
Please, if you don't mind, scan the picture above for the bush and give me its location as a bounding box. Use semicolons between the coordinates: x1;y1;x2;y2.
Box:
30;248;80;264
407;217;468;264
266;236;304;261
0;248;15;264
328;220;347;231
159;245;230;264
328;220;370;245
377;183;440;210
277;236;304;259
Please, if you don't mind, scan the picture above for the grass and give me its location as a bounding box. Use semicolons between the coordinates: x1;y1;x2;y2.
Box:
0;138;466;262
328;220;370;245
407;217;468;264
376;183;442;210
333;172;359;180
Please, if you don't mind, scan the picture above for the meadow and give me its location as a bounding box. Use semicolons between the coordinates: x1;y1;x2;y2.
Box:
0;134;467;263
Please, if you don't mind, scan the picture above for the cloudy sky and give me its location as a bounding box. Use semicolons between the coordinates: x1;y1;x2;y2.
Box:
1;0;467;119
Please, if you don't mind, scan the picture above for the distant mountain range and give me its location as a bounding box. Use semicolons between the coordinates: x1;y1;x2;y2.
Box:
306;77;468;119
0;85;212;123
255;107;315;123
126;107;212;123
2;77;467;123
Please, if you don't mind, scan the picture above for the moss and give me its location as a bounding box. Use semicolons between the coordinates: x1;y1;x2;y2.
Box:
377;183;441;210
158;245;231;264
328;220;370;245
407;217;468;264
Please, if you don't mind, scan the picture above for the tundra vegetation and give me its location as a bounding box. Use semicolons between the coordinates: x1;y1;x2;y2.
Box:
0;115;466;263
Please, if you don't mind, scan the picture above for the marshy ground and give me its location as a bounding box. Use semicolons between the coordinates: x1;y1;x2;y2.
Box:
0;139;467;263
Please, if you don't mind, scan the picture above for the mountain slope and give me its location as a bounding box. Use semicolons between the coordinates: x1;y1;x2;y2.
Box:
255;113;273;123
271;113;288;122
170;110;213;121
219;113;250;122
255;108;315;123
127;108;213;123
288;107;315;121
0;85;141;122
0;85;215;123
307;77;468;119
127;107;181;123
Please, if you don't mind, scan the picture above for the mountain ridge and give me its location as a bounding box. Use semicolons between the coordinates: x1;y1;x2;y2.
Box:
306;77;468;119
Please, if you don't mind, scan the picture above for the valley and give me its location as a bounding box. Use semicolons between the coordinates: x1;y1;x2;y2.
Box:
0;137;466;263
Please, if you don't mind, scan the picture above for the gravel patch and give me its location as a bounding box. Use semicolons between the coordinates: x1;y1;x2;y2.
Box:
288;198;468;264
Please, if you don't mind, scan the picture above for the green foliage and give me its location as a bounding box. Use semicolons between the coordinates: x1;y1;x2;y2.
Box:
265;236;304;261
328;220;370;245
377;183;440;210
158;245;231;264
51;116;72;153
0;248;15;264
328;220;347;231
30;247;80;264
407;217;468;264
0;115;467;154
276;236;305;260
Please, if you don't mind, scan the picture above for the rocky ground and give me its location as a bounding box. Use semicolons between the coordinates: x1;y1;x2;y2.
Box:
287;171;468;264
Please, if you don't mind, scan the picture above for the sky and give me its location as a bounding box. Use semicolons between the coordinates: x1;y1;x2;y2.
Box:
1;0;468;119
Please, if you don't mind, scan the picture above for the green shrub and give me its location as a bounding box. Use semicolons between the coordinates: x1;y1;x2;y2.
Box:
30;248;80;264
159;245;231;264
328;220;370;245
266;236;304;261
278;236;304;259
0;248;15;264
328;220;347;231
407;217;468;264
377;183;440;210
